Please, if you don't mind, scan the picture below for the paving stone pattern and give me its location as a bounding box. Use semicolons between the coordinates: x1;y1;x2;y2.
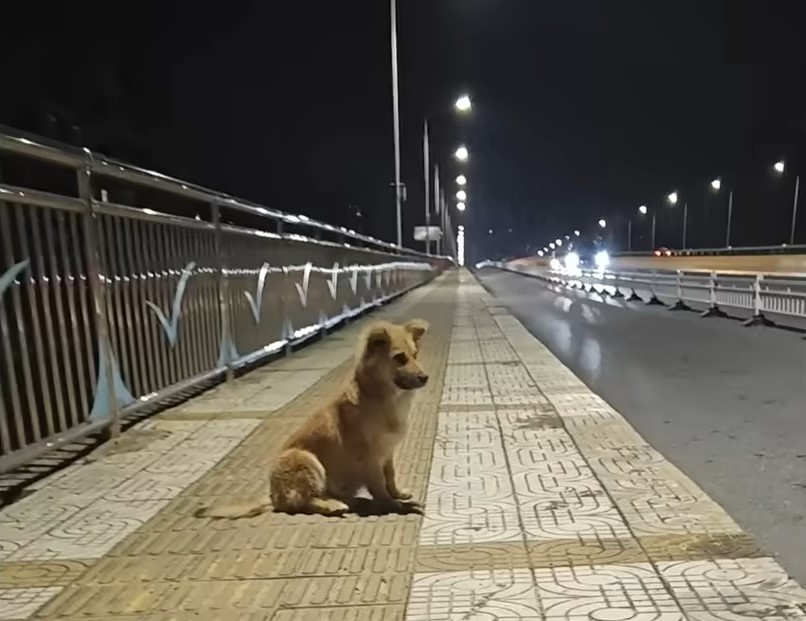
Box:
0;269;804;620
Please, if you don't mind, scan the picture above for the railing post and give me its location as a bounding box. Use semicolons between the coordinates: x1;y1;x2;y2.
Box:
701;271;727;318
743;273;775;327
212;201;235;381
669;270;692;311
78;148;120;438
646;270;664;306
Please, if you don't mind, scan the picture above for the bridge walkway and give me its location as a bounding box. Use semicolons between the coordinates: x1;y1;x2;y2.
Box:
0;269;804;620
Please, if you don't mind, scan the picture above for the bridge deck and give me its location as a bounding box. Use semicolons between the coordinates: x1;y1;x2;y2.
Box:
1;270;804;620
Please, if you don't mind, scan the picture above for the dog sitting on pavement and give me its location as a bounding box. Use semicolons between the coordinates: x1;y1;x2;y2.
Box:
194;318;429;519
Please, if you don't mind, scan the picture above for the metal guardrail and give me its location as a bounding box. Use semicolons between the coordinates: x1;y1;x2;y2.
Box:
0;132;450;472
615;243;806;258
497;263;806;331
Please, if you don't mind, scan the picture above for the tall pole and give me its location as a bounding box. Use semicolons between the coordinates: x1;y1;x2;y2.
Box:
440;188;447;256
390;0;402;247
682;202;688;249
627;219;632;252
422;119;430;253
726;190;734;247
434;164;442;254
651;212;657;249
790;175;800;245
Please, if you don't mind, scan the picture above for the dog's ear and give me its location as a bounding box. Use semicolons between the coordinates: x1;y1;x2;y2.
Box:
363;323;391;354
403;318;429;343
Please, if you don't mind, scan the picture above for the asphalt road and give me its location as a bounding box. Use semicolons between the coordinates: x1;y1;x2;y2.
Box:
477;267;806;583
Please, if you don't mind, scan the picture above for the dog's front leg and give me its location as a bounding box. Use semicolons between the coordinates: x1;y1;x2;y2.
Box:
383;458;412;501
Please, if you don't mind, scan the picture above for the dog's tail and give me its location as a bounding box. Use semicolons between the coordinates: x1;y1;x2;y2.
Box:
193;494;271;520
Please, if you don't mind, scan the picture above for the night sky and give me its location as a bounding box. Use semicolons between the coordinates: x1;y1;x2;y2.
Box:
3;1;806;261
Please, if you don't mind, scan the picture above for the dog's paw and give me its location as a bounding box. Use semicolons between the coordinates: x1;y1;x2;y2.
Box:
398;499;424;515
392;489;413;501
385;498;423;515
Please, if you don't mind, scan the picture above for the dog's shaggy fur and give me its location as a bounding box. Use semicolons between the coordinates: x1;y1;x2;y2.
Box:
194;318;429;519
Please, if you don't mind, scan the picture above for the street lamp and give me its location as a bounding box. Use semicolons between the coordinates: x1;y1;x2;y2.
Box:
710;177;734;247
454;94;472;112
422;98;473;254
456;174;467;186
456;190;467;201
549;242;556;249
574;230;580;236
390;0;403;246
667;190;688;249
773;160;800;245
637;205;656;250
456;201;466;212
598;219;607;228
454;145;469;161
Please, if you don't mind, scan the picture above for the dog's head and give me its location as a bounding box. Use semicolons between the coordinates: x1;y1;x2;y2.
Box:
360;319;430;390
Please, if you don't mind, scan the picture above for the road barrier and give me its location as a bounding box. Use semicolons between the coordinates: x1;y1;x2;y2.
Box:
496;262;806;331
0;131;449;471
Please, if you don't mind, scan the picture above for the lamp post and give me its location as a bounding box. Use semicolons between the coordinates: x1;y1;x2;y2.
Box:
710;178;734;247
774;161;801;245
668;191;688;249
390;0;402;247
422;95;471;253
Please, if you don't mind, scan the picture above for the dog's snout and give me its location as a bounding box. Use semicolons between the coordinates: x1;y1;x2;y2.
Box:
417;373;429;386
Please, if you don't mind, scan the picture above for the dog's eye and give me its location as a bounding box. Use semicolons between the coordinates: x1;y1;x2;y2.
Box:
393;352;408;365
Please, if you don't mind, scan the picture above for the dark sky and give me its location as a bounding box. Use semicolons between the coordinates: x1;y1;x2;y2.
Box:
3;1;806;259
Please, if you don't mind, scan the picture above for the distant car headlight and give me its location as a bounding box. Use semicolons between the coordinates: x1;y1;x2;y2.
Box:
564;251;580;270
549;258;562;270
594;250;610;270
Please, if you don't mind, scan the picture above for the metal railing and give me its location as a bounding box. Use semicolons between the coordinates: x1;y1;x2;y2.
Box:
0;131;450;472
497;263;806;330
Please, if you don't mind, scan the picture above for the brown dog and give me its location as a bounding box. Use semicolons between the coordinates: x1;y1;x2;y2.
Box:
195;318;429;519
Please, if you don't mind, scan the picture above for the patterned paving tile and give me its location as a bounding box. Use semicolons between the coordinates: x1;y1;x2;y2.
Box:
0;587;62;620
8;499;170;561
659;557;806;620
406;568;541;620
0;420;261;565
532;562;684;619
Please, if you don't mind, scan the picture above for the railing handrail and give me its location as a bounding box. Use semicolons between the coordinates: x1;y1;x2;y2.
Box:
613;243;806;257
0;127;438;259
584;266;806;281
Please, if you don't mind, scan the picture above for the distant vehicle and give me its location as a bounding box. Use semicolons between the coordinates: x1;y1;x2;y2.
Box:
654;247;674;257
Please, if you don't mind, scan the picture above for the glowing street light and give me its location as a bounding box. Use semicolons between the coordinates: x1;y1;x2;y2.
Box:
456;201;466;212
456;189;467;201
711;178;721;191
556;239;563;247
574;230;580;236
772;160;800;244
667;191;678;205
549;242;556;249
456;174;467;186
598;219;607;228
454;94;472;112
638;205;647;215
454;145;469;161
